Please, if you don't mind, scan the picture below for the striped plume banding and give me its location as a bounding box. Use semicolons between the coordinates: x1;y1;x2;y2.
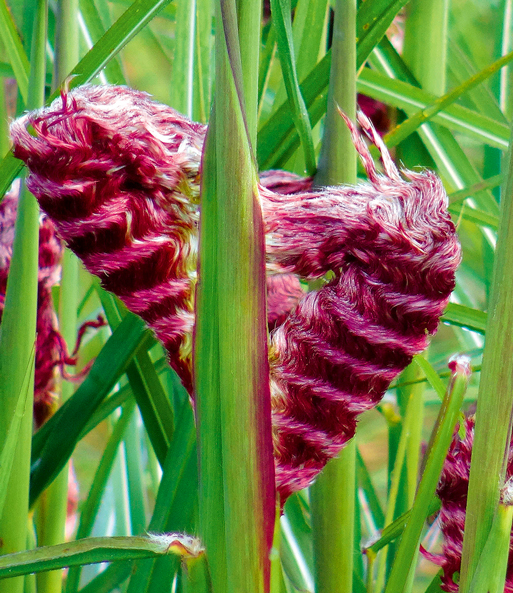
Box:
264;111;461;501
10;85;461;503
10;85;310;395
10;85;206;394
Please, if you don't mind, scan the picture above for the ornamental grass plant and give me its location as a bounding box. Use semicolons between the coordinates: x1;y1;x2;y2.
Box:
0;1;512;593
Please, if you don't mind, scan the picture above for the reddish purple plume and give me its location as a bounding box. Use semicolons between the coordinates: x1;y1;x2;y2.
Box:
423;416;513;592
11;85;205;394
263;112;461;501
9;86;308;395
10;85;460;502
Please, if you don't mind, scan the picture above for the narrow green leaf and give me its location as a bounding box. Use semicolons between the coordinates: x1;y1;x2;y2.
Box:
413;355;446;400
356;448;385;530
357;68;510;151
75;561;132;593
449;203;499;230
423;571;444;593
269;0;328;118
366;498;441;555
368;41;499;219
0;345;35;517
126;398;198;593
29;314;150;506
447;39;506;122
280;512;314;593
442;303;487;334
0;534;204;580
79;0;127;84
448;174;504;205
67;0;173;90
95;287;174;466
65;400;137;593
257;51;330;169
270;0;316;173
0;0;30;101
384;49;513;149
356;0;409;67
0;0;176;201
384;357;470;593
182;555;212;593
0;153;24;202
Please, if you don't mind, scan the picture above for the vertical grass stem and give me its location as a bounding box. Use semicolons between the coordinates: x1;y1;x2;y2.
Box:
310;1;357;592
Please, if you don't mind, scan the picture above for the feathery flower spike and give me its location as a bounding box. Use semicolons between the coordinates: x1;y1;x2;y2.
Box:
11;85;206;394
10;85;461;503
423;416;513;592
9;86;311;393
262;110;461;501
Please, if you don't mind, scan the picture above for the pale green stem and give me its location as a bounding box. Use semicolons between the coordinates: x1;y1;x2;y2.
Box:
458;120;513;593
194;2;273;592
310;2;356;593
53;0;79;86
171;0;196;118
311;440;356;593
403;0;449;95
374;402;411;593
405;366;425;507
0;79;8;155
500;0;513;118
36;3;80;591
314;0;356;187
236;0;261;146
0;4;47;593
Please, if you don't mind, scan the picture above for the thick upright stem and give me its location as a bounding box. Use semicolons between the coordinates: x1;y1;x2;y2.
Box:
458;121;513;593
310;1;357;592
0;3;47;593
36;4;79;591
195;2;274;592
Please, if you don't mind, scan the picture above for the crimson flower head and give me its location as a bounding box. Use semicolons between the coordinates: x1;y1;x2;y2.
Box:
263;111;461;501
10;84;461;502
11;85;205;393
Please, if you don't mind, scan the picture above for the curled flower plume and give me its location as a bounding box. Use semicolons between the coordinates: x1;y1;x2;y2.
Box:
11;85;206;393
10;85;460;501
263;112;461;500
424;416;513;592
10;86;306;394
266;274;305;331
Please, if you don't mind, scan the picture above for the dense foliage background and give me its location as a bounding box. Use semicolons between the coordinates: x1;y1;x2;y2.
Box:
0;1;512;592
